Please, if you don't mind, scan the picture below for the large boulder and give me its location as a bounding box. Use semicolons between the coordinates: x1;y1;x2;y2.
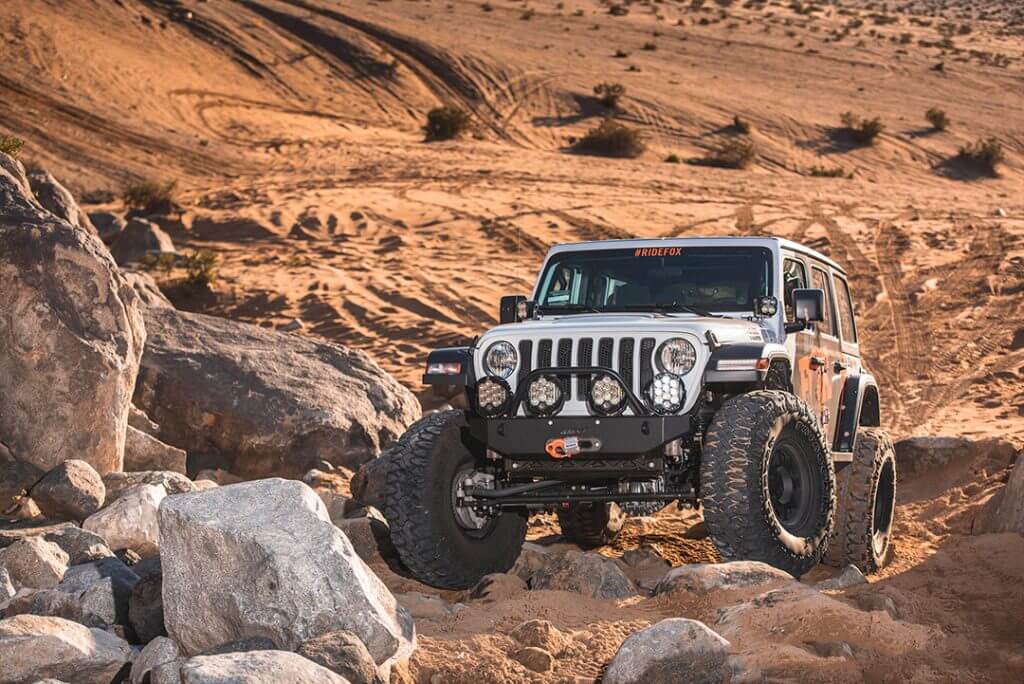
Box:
43;527;114;566
0;153;146;476
0;536;69;590
0;614;133;684
530;550;636;599
975;455;1024;534
603;618;730;684
109;218;175;266
298;630;379;684
129;569;165;643
27;168;98;237
88;211;126;244
122;271;173;309
131;636;180;684
83;483;166;556
13;557;141;632
654;561;794;597
158;479;415;674
30;460;106;522
124;425;187;474
133;307;420;478
103;470;196;504
894;436;1017;475
178;650;349;684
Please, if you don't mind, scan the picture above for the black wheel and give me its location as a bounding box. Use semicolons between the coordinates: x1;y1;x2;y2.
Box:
557;502;625;548
383;410;526;589
824;427;896;573
701;390;836;577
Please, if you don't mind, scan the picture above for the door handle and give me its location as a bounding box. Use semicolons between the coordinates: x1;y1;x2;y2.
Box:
809;356;826;370
833;360;846;374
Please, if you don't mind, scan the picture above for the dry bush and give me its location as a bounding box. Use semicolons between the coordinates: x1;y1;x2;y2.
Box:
609;4;629;16
574;119;645;158
732;115;752;134
184;249;220;288
926;107;950;131
520;8;535;20
0;134;25;158
808;165;851;178
957;138;1004;176
614;48;630;58
123;179;178;212
642;42;657;51
594;82;626;108
702;138;756;168
840;112;884;145
665;153;682;163
424;105;471;141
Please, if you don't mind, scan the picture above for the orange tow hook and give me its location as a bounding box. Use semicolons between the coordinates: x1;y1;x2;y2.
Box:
545;436;581;459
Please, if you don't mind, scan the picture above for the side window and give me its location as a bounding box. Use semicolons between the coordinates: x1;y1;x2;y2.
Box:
541;265;577;305
782;257;808;323
833;275;858;343
810;267;837;336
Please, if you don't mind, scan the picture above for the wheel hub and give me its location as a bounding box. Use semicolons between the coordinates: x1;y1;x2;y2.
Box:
452;469;496;531
767;437;818;535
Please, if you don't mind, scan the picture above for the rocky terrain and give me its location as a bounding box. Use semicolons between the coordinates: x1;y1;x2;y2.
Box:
2;0;1023;682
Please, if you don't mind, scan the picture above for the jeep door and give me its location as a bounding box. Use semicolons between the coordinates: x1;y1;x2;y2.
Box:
808;264;844;445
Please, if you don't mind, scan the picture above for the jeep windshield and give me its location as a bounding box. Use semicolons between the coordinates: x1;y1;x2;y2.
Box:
535;246;773;314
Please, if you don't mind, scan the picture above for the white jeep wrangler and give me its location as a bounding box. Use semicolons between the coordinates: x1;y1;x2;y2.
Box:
382;237;897;589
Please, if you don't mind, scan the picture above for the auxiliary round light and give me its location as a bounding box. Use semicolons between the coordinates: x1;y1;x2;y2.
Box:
483;341;518;379
646;373;685;415
657;338;697;375
476;377;511;417
526;375;563;416
589;374;627;416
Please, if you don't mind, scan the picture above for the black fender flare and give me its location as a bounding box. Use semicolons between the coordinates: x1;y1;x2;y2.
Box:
833;373;881;452
422;346;475;387
703;342;791;383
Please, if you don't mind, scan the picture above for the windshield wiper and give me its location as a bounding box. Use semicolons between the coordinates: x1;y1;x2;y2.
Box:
615;302;720;317
536;304;603;315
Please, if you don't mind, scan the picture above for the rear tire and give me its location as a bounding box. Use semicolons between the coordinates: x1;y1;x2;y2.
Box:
701;391;836;578
383;410;526;589
824;427;896;573
557;503;625;548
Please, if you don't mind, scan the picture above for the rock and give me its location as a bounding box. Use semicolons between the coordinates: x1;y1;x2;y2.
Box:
197;636;278;656
130;569;165;643
298;629;379;684
124;425;187;474
603;618;730;684
103;471;197;503
512;646;554;673
30;460;106;522
179;650;349;683
0;567;14;601
994;207;1008;218
974;454;1024;534
0;153;37;204
128;405;161;436
27;168;98;237
16;557;141;631
131;636;180;684
280;318;304;332
317;490;351;525
509;619;568;655
0;614;133;683
109;217;176;266
350;456;389;508
158;479;414;673
193;469;243;486
655;561;793;597
88;211;126;244
0;160;145;476
43;527;114;566
0;460;44;513
894;436;1017;475
335;516;395;567
394;592;461;620
682;520;709;539
192;480;218;492
82;484;166;556
805;640;854;659
0;520;75;550
617;548;671;594
508;542;551;584
468;573;528;602
0;536;69;590
123;270;173;309
530;550;636;599
133;306;420;478
854;592;900;619
815;564;868;591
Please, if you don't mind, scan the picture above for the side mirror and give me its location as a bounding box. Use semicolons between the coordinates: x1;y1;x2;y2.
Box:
499;295;534;324
753;296;779;317
793;288;825;323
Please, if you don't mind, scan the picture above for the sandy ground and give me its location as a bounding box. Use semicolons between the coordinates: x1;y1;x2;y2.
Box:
2;0;1023;681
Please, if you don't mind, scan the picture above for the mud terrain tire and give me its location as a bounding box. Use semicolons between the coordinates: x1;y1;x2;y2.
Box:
701;390;836;577
383;410;526;589
824;427;896;573
557;503;625;548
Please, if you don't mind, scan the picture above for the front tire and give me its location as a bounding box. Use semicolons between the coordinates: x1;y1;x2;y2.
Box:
701;391;836;577
557;503;625;548
383;411;526;589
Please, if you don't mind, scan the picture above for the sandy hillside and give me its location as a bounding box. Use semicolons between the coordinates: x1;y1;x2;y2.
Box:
2;0;1023;681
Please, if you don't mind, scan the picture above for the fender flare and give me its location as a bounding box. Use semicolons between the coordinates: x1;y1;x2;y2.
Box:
422;346;474;386
833;373;881;452
703;342;791;383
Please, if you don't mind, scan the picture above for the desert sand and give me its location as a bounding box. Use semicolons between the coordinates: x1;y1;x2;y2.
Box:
2;0;1023;681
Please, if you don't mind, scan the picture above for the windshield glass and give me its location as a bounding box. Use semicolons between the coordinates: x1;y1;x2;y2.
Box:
535;246;773;313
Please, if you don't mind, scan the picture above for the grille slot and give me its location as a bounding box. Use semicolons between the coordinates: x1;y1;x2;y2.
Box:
556;338;573;396
517;340;533;385
577;338;593;400
618;337;635;390
639;337;656;396
597;338;614;369
537;339;552;369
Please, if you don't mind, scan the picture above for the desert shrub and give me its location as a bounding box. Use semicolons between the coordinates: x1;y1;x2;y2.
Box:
642;42;657;51
808;165;850;178
123;179;178;211
0;134;25;158
594;82;626;108
957;138;1004;176
481;2;493;11
574;119;645;158
701;138;756;168
840;112;884;145
184;249;220;288
613;48;630;58
732;115;752;134
609;4;629;16
424;105;471;141
141;252;177;275
926;107;950;131
665;153;681;163
520;8;534;20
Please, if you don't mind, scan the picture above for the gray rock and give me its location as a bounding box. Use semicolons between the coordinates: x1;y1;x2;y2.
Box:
109;218;176;266
83;484;166;556
854;592;900;619
133;306;420;479
0;614;133;684
123;270;174;309
655;561;793;596
129;405;161;437
198;637;277;656
17;557;141;632
130;569;165;643
335;516;395;567
103;471;197;504
603;618;730;684
88;211;126;244
0;567;14;602
893;436;1017;475
0;536;69;590
317;490;351;525
0;460;43;513
805;640;854;659
0;153;37;205
815;564;868;591
530;550;636;599
298;629;379;684
27;169;98;237
350;457;389;508
30;460;106;521
0;521;75;550
158;479;414;673
0;158;145;476
179;650;350;683
618;548;671;594
508;542;551;584
468;573;528;602
124;425;187;474
43;527;114;566
131;636;180;684
974;448;1024;534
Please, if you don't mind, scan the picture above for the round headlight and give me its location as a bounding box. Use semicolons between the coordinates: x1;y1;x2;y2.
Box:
476;377;510;417
484;341;518;379
526;375;563;416
590;374;626;416
657;338;696;375
646;373;685;415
